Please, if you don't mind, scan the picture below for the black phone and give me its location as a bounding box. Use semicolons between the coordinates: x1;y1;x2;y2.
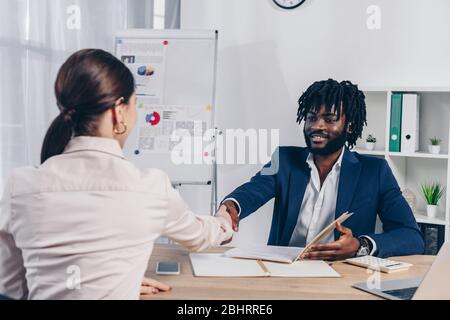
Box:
156;261;180;275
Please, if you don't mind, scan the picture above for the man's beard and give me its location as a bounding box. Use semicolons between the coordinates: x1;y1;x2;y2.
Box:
304;129;348;156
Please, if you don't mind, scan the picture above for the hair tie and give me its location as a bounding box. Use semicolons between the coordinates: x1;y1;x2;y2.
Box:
61;109;76;123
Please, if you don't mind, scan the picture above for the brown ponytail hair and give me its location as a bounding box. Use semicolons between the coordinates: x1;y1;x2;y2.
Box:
40;49;135;164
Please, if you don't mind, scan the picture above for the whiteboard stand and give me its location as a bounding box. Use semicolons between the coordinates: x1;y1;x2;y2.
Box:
210;127;223;216
172;181;212;188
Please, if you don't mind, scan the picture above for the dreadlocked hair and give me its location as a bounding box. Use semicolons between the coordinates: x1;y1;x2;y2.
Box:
297;79;367;149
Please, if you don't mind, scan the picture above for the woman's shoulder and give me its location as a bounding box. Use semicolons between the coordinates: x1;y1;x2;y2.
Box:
4;166;41;196
5;160;173;198
137;168;173;194
139;168;171;184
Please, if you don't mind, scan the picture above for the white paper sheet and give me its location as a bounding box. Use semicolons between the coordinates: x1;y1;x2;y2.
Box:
134;102;210;155
117;39;167;103
190;254;268;278
264;261;341;278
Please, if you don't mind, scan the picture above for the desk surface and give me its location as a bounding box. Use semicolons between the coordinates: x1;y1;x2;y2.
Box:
143;245;434;300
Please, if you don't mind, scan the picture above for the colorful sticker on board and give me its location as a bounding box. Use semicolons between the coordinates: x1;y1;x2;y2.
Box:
145;112;161;126
137;65;155;77
121;55;136;64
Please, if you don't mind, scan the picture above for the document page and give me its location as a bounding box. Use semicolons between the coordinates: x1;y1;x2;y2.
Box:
264;261;341;278
190;254;268;277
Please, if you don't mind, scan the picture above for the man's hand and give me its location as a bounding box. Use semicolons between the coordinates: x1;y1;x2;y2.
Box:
140;278;171;296
216;205;234;245
221;200;240;232
303;222;360;261
216;201;240;245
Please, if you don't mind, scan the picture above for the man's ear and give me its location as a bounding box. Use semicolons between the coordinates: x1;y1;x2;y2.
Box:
347;122;353;134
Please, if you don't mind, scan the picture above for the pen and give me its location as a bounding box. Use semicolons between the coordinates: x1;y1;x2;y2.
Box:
384;263;402;267
257;260;270;274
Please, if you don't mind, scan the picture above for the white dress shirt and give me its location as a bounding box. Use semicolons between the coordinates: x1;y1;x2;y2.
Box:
0;136;232;300
289;150;345;247
289;149;377;253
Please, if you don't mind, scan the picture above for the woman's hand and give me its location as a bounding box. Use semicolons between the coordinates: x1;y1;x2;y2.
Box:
140;278;172;296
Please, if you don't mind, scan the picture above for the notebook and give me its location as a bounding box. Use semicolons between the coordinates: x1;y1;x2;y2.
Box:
224;245;305;264
225;212;354;264
190;253;341;278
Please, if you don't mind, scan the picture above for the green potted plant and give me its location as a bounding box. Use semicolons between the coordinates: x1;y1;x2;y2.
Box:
421;182;445;219
429;137;442;154
366;134;377;151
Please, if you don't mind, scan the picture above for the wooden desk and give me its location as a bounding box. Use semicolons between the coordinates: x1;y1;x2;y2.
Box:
143;245;434;300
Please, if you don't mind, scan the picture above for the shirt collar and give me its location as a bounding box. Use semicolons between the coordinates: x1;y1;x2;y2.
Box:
306;147;345;171
63;136;125;160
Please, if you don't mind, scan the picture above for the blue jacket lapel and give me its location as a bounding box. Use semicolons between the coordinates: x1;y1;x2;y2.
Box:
334;149;362;239
280;150;310;246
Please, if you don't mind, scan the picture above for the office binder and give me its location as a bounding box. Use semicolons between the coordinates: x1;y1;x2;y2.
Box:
401;94;420;153
389;93;403;152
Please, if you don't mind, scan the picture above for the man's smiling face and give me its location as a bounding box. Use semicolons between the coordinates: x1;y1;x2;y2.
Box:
304;105;349;156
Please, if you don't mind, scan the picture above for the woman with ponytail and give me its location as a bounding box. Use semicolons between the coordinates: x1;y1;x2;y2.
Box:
0;49;233;300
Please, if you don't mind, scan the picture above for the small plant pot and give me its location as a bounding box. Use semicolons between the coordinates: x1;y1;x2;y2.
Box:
429;145;441;154
366;142;376;151
426;205;438;219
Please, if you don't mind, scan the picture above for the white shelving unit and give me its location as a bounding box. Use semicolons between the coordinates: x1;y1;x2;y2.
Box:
354;87;450;242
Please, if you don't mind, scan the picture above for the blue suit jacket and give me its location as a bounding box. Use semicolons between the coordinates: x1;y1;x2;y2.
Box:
224;147;425;258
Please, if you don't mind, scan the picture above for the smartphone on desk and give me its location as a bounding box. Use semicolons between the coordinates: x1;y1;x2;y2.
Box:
156;261;180;275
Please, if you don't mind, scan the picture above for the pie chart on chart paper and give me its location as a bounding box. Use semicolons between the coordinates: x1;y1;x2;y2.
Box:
146;112;161;126
137;65;155;77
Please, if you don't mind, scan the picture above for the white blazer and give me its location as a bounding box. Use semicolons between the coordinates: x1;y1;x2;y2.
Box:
0;136;232;300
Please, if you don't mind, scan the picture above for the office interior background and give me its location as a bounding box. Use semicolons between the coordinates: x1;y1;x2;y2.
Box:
1;0;450;252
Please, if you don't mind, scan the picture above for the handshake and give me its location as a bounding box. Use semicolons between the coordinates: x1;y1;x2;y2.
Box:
215;200;240;245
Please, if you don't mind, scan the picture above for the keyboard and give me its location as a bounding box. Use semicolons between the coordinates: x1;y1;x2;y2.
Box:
345;256;413;273
382;287;418;300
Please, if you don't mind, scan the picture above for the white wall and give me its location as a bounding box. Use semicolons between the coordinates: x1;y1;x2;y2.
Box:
180;0;450;245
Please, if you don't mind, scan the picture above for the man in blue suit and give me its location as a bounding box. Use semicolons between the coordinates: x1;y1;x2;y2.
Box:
221;79;424;260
